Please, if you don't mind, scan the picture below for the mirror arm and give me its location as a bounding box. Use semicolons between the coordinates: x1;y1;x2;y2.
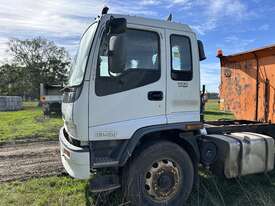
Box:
107;50;114;56
106;16;114;36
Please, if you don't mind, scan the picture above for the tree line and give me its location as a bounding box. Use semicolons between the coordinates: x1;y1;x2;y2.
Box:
0;37;71;99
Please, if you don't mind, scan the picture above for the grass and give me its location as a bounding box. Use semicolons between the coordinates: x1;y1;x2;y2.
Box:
204;99;234;121
1;100;275;205
187;170;275;206
2;172;275;206
0;102;62;142
0;176;88;206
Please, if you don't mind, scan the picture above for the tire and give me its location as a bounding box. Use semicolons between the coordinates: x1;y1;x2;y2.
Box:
122;141;194;206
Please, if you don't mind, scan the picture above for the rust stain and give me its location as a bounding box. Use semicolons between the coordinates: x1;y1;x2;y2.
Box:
219;45;275;123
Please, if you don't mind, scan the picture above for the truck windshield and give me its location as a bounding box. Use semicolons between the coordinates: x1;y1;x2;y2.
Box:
67;22;98;86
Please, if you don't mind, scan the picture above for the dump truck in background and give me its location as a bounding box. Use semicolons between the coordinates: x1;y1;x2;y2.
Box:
218;45;275;123
40;83;62;115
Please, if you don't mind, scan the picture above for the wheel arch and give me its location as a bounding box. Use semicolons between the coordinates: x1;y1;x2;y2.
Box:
119;122;201;168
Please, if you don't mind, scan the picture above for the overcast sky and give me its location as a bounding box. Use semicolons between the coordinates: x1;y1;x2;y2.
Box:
0;0;275;92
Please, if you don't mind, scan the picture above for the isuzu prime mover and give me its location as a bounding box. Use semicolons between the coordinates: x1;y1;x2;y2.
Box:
59;7;275;206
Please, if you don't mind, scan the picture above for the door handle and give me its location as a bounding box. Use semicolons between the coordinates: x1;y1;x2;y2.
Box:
148;91;163;101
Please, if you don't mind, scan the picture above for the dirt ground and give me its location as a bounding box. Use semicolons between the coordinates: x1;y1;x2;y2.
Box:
0;139;64;182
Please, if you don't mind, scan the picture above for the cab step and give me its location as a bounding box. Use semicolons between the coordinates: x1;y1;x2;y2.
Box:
93;157;119;168
89;175;121;193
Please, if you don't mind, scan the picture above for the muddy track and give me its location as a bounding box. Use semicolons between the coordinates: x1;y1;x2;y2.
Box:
0;140;65;183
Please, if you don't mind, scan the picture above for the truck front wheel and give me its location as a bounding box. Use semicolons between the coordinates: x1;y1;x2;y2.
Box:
123;141;194;206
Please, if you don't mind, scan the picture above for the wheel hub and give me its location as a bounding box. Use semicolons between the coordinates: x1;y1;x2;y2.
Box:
157;171;175;192
144;160;180;201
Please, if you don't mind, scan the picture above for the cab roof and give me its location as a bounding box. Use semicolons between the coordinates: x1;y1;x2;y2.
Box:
101;14;194;33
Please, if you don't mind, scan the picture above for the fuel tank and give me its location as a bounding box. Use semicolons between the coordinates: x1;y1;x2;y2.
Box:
204;132;274;178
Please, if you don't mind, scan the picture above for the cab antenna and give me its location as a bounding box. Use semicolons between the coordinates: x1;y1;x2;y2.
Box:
166;13;172;21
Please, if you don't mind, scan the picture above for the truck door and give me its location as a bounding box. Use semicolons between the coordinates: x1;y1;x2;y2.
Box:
90;25;166;140
165;29;201;123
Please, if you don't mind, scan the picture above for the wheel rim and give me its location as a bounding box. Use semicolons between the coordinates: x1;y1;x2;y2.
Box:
144;159;180;201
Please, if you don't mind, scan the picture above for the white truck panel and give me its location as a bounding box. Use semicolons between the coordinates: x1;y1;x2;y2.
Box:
89;22;167;140
59;127;90;179
166;111;200;123
165;29;201;123
90;115;166;141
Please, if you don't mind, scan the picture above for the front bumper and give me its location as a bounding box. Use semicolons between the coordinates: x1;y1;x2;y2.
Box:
59;127;90;179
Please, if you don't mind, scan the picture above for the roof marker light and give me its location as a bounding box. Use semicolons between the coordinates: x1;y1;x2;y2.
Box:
217;49;224;58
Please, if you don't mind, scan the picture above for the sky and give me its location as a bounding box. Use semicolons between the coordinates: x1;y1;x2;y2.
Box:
0;0;275;92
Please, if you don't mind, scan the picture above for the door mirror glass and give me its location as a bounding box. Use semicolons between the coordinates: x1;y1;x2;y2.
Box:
198;40;206;61
108;34;127;74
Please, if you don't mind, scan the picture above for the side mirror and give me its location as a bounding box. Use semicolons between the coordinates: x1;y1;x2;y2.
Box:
198;40;206;61
108;34;127;74
108;18;127;35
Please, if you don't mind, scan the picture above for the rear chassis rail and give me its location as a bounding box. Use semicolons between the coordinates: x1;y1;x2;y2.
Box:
204;120;275;138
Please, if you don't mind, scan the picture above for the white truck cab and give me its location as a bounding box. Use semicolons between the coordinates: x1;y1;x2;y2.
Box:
60;13;202;177
60;8;275;206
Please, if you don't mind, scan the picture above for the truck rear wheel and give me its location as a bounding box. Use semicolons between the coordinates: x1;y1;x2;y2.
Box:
123;141;194;206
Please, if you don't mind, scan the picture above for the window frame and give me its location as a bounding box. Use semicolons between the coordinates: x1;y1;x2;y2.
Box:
95;28;161;96
170;34;193;81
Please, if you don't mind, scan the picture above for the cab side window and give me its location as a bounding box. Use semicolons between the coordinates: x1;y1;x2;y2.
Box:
95;29;160;96
170;35;192;81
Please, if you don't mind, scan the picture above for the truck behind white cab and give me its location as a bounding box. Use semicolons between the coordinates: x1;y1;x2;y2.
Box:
40;83;62;115
59;8;275;206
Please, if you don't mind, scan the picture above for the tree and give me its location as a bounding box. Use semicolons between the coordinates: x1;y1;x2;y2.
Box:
5;37;71;98
0;64;29;96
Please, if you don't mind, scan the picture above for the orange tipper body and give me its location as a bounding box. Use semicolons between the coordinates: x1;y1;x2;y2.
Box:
219;44;275;123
